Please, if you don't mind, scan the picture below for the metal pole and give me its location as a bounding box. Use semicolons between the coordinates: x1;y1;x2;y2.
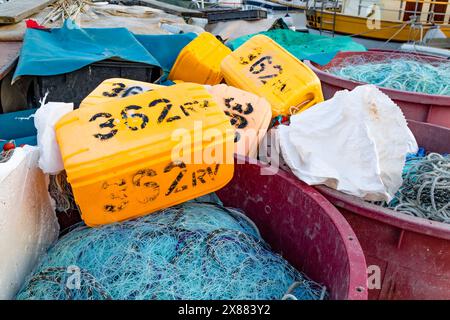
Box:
332;0;338;36
414;0;420;21
399;0;404;20
428;0;434;23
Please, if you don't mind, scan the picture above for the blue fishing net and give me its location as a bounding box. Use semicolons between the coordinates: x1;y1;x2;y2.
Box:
329;57;450;96
228;29;366;65
403;147;426;174
16;202;326;300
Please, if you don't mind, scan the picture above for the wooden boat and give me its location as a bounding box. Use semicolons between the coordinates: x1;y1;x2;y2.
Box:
245;0;336;10
306;0;450;42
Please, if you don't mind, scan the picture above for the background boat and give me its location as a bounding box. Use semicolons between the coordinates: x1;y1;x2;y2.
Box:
305;0;450;42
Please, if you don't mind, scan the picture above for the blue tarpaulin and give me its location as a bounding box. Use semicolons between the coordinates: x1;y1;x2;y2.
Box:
134;33;197;80
0;109;37;148
14;20;161;81
13;20;198;83
5;23;198;147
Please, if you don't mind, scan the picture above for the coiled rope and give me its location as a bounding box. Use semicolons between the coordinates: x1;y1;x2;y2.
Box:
389;153;450;223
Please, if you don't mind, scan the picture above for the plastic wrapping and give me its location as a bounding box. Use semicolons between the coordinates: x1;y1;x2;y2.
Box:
34;101;73;174
0;146;59;299
278;85;418;202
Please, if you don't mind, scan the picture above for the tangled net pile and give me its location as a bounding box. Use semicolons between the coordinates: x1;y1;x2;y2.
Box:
389;153;450;223
328;57;450;96
48;171;77;213
16;202;326;300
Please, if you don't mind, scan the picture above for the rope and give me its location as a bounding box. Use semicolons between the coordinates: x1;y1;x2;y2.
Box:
381;22;410;48
389;153;450;224
48;171;78;213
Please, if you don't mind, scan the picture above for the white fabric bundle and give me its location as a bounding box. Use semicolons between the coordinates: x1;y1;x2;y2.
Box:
0;146;59;299
34;101;73;174
278;85;417;202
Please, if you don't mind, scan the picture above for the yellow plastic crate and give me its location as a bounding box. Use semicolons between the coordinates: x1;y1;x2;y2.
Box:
207;84;271;158
80;78;162;108
82;78;271;158
169;32;232;85
221;35;324;117
56;83;235;227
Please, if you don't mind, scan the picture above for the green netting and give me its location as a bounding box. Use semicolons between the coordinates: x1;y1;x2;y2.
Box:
227;30;366;66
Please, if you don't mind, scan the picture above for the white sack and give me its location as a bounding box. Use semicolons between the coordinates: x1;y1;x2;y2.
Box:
0;146;59;299
278;85;418;202
34;101;73;174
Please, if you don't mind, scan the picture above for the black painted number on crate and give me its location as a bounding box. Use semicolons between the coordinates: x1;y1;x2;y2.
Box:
101;162;222;213
102;178;129;213
102;82;150;98
249;56;283;85
90;98;210;141
132;169;160;204
121;105;149;131
89;113;118;140
223;97;253;130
